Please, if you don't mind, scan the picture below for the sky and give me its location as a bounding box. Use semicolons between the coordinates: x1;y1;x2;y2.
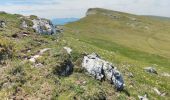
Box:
0;0;170;19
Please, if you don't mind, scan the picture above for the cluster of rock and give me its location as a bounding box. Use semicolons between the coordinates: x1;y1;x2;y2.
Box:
32;18;56;35
20;16;56;35
82;53;124;90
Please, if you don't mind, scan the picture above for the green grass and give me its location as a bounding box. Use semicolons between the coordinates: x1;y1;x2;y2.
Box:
62;8;170;99
0;8;170;99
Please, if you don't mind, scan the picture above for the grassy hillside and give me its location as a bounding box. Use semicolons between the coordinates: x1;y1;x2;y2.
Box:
0;8;170;100
63;8;170;99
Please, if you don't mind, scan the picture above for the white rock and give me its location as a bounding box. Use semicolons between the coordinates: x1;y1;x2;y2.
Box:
21;21;28;28
138;94;148;100
144;67;157;74
161;72;170;77
63;47;72;54
82;53;124;90
29;55;41;63
153;87;161;95
32;18;56;35
29;48;50;63
29;58;36;63
39;48;50;55
153;87;167;96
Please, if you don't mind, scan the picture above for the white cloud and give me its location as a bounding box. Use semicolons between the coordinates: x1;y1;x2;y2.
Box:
0;0;170;19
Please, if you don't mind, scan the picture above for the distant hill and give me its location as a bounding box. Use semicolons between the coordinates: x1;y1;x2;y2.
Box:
51;18;79;25
63;8;170;99
144;15;170;22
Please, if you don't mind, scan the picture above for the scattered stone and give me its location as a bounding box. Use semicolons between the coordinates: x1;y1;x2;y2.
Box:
35;63;44;68
63;47;72;54
29;48;50;63
82;53;124;91
12;32;31;38
128;72;134;78
138;94;148;100
144;67;158;74
75;80;87;85
39;48;51;55
29;55;41;63
153;87;161;95
56;25;64;33
129;17;137;21
161;72;170;77
153;87;167;96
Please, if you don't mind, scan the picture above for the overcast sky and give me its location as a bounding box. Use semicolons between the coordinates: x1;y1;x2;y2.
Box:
0;0;170;19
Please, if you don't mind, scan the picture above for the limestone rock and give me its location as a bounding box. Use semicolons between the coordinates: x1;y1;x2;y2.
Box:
29;48;50;63
138;94;148;100
32;18;56;35
153;87;167;96
39;48;51;55
161;72;170;77
82;53;124;90
63;47;72;54
0;20;6;28
21;21;28;28
144;67;158;74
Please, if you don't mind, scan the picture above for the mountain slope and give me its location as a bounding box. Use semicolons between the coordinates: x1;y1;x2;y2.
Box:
62;8;170;99
0;8;170;100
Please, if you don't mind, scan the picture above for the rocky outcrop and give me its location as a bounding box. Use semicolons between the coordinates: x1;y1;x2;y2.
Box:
32;18;56;35
21;21;28;28
19;15;56;35
82;53;124;91
0;20;6;28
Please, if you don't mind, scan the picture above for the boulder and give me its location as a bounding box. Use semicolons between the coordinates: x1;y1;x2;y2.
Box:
32;18;56;35
82;53;124;91
138;94;148;100
144;67;158;74
0;20;6;28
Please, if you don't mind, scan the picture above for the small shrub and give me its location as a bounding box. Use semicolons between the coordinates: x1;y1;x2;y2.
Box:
30;15;38;20
52;48;73;76
0;37;14;62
